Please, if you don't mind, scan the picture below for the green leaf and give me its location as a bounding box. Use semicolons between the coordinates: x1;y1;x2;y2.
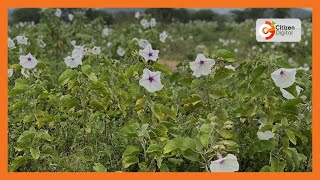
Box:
122;156;139;168
270;157;286;172
30;147;40;160
58;69;78;86
17;131;36;143
260;165;271;172
163;138;197;154
93;163;107;172
211;49;236;62
122;145;141;158
151;104;165;121
285;129;297;145
252;140;275;152
9;156;29;172
153;62;172;75
200;123;211;147
251;66;267;81
146;144;162;154
37;130;52;141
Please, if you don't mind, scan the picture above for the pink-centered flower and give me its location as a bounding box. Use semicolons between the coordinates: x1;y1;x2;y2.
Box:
139;68;163;93
189;54;215;77
64;56;82;68
271;68;296;88
209;154;239;172
139;44;159;62
19;53;38;69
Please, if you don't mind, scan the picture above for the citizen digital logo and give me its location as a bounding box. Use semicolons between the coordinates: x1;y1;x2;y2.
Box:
256;19;301;42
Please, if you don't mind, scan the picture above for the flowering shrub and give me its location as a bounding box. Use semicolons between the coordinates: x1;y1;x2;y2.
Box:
8;9;312;172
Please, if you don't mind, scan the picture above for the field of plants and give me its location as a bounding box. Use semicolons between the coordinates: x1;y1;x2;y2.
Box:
8;9;312;172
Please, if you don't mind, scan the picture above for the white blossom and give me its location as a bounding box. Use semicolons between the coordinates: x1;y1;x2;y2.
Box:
139;44;159;62
8;68;13;78
138;39;150;49
139;68;163;93
257;131;275;140
140;19;150;29
64;56;82;68
92;46;101;55
55;9;62;17
150;18;156;27
8;38;15;48
16;36;28;45
159;31;168;43
117;46;125;57
19;53;37;69
225;65;236;71
209;154;239;172
68;13;74;21
271;68;296;88
189;54;215;77
135;12;140;19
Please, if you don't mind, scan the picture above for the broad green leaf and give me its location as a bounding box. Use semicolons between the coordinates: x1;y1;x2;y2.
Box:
58;69;78;86
260;165;271;172
93;163;107;172
122;155;139;168
9;156;29;172
285;129;297;145
17;131;36;143
211;49;236;62
122;145;141;158
30;147;40;160
252;140;275;152
153;62;172;75
146;144;162;154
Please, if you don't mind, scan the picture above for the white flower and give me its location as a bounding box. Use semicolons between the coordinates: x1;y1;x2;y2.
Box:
21;68;29;78
72;45;87;57
19;53;38;69
189;54;215;77
117;46;125;57
159;31;168;43
139;68;163;93
64;56;82;68
138;39;150;49
16;36;28;45
102;27;112;37
257;131;275;140
139;44;159;62
38;39;46;48
209;154;239;172
68;13;74;21
92;46;101;55
135;12;140;19
107;42;112;47
225;65;236;71
140;19;150;29
8;68;13;78
280;88;295;99
150;18;156;27
271;68;296;88
280;85;303;100
70;40;76;46
8;38;15;48
55;9;62;17
234;48;238;53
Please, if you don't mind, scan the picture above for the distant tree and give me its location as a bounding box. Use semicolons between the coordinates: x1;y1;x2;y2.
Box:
11;8;41;24
231;8;266;23
85;9;113;24
192;9;221;22
273;9;290;18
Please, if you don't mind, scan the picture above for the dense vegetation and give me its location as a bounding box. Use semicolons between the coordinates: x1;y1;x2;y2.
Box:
8;9;312;172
